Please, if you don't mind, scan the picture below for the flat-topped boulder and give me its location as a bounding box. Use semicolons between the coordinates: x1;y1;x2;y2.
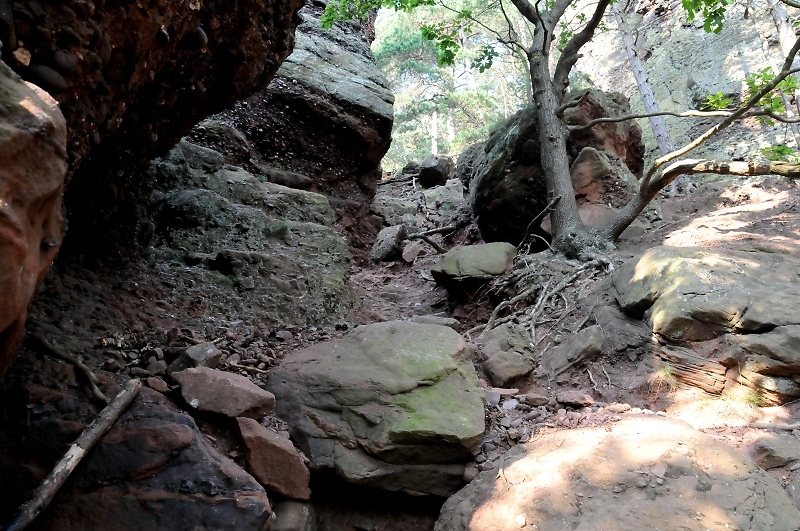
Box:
266;321;485;496
431;243;516;288
436;415;800;530
613;246;800;403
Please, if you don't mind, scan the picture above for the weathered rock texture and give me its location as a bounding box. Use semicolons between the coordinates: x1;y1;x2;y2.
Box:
173;367;276;418
0;60;66;376
614;246;800;404
436;415;800;530
238;417;311;500
0;0;304;257
578;0;792;168
459;90;643;244
266;321;485;496
32;388;273;531
143;140;351;327
188;3;393;258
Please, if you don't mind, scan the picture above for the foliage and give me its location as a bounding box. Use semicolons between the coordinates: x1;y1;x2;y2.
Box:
700;92;733;111
682;0;731;33
760;145;800;162
744;67;800;124
372;2;530;169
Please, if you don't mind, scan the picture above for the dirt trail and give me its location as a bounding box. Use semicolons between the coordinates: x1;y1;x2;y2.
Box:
1;174;800;529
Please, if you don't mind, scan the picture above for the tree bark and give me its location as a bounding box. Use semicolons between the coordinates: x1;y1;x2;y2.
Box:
764;0;800;147
613;5;675;156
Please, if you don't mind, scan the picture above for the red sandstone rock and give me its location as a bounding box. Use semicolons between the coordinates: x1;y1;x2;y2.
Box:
237;417;311;500
0;60;66;376
173;366;276;418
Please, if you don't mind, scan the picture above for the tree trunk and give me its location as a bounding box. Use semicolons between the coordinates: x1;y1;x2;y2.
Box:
764;0;800;148
613;5;674;156
430;109;438;154
528;47;592;256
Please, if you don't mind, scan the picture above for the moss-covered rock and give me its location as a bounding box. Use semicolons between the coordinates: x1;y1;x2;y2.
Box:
266;321;485;496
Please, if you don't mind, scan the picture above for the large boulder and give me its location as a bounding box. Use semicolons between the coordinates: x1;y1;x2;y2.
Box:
460;90;643;244
32;388;273;531
431;243;517;288
614;246;800;403
143;140;351;327
436;415;800;530
190;4;393;258
0;61;66;376
266;321;485;496
0;0;303;257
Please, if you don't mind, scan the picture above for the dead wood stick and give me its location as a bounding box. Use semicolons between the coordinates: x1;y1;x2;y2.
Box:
407;234;447;253
4;379;142;531
747;422;800;431
587;368;599;391
409;225;457;238
229;362;270;374
28;333;109;404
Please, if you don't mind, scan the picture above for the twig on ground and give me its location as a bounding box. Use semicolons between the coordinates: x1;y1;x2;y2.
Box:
28;333;110;404
587;368;599;391
414;234;447;253
601;364;612;386
229;362;270;375
747;422;800;430
518;196;561;247
4;379;141;531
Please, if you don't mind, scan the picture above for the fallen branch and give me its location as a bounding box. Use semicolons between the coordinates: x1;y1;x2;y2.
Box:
410;225;457;237
4;379;142;531
518;196;561;247
407;234;447;254
28;333;110;404
747;422;800;430
587;368;599;391
228;362;270;375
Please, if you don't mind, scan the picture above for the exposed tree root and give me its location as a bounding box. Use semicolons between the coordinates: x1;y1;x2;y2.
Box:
27;333;110;404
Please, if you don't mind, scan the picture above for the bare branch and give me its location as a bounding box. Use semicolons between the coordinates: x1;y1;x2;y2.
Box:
602;159;800;240
779;0;800;8
568;106;800;131
553;0;613;96
507;0;539;25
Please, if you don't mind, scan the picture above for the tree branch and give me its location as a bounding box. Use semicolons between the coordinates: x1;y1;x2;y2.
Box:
553;0;612;96
601;159;800;240
642;41;800;185
568;106;800;131
507;0;539;25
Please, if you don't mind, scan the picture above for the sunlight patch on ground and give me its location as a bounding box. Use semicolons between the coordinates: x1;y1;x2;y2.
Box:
661;386;795;429
661;180;800;250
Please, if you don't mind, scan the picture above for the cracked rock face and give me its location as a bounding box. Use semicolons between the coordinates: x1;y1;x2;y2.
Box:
436;415;800;531
189;3;393;258
0;0;303;257
266;321;485;496
0;60;66;376
613;246;800;403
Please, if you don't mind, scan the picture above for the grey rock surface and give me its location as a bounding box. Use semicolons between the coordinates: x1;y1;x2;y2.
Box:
266;321;485;496
431;243;517;286
145;140;351;328
370;225;407;262
476;323;536;387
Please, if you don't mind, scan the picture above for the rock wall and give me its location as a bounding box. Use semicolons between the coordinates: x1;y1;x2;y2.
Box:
188;3;394;259
0;60;66;376
577;0;792;169
0;0;303;258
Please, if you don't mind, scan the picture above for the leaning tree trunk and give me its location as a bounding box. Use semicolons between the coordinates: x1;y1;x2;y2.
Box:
764;0;800;148
613;4;692;194
527;48;592;256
